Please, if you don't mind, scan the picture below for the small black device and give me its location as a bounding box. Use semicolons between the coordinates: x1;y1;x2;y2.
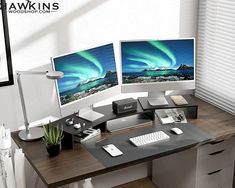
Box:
65;118;74;126
112;98;137;115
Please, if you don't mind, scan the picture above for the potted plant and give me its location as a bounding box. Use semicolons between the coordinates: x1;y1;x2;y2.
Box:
43;123;64;156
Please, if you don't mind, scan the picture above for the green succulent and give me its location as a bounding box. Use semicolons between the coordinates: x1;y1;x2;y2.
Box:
43;123;64;146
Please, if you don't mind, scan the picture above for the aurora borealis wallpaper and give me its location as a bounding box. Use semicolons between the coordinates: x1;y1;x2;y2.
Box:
121;39;194;84
53;44;118;105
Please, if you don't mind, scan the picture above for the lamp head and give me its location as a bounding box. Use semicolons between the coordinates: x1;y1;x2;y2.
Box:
46;71;64;79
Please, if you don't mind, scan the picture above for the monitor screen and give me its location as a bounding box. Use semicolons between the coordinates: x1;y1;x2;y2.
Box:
52;43;118;106
121;39;194;84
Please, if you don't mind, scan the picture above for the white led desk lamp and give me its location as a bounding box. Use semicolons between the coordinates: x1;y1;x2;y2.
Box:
16;70;63;141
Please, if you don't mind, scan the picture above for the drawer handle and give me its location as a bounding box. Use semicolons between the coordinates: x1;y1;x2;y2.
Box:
210;140;224;145
209;150;225;156
208;169;222;175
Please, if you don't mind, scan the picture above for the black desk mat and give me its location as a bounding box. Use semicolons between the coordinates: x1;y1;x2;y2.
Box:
83;123;214;168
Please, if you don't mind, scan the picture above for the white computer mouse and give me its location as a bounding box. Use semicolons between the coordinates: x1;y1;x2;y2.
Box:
170;127;183;135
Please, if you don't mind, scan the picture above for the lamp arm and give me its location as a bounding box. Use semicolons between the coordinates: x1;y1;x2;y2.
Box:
17;73;30;134
16;70;48;75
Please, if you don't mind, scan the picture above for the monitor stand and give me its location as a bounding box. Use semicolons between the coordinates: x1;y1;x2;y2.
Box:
78;106;104;122
147;92;169;106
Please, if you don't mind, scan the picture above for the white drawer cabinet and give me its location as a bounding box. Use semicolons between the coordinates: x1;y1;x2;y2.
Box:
196;137;235;188
152;137;235;188
196;166;234;188
197;149;233;176
198;138;235;157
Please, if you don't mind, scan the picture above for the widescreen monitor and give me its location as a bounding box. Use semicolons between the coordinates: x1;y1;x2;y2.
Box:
52;43;119;120
121;38;195;105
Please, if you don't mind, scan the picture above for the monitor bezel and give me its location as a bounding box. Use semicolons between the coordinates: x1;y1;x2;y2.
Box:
119;37;196;93
51;42;120;109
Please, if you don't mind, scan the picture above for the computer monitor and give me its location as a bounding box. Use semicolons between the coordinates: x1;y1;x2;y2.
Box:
52;43;120;121
121;38;195;106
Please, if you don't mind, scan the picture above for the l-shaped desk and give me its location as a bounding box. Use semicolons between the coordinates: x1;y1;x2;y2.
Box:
11;96;235;188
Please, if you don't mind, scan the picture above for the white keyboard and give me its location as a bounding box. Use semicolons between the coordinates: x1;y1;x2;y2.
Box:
129;131;170;147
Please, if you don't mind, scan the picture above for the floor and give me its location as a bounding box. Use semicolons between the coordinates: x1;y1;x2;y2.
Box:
114;177;159;188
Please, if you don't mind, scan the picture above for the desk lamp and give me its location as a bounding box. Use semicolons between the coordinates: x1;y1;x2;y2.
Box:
16;70;63;141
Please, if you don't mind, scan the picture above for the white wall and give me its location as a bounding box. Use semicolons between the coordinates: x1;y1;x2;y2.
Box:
1;0;181;131
179;0;199;37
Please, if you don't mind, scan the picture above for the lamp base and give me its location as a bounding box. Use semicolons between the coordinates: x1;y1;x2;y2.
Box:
18;127;44;141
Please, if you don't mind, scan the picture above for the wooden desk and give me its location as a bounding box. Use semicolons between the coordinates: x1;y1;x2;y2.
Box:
11;96;235;188
190;97;235;140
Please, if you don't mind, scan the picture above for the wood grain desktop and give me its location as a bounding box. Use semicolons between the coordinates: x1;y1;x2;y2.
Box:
11;96;235;188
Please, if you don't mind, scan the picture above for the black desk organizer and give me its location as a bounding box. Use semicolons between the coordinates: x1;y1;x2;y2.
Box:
58;94;198;149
